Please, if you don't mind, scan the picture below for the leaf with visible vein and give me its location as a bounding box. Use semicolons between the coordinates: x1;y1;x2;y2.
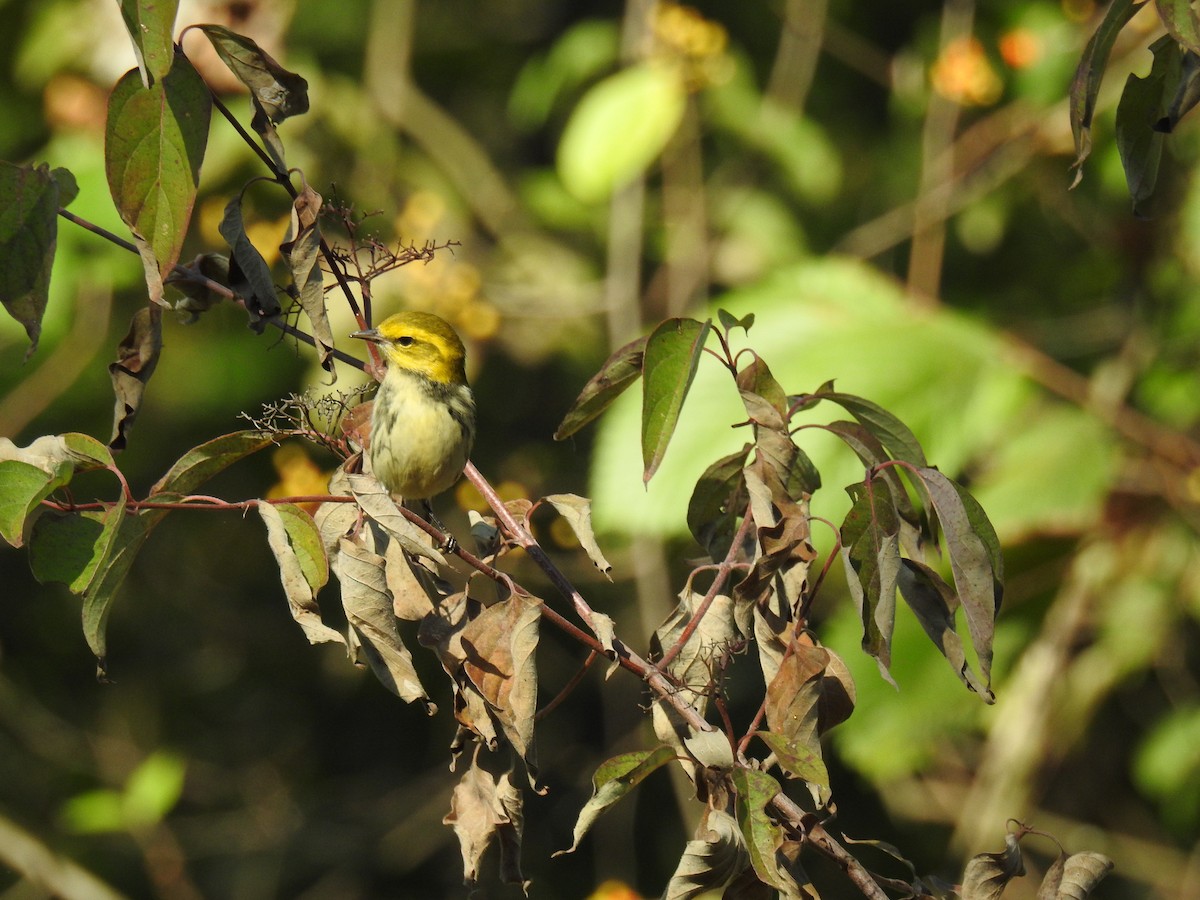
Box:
555;334;647;440
642;318;711;483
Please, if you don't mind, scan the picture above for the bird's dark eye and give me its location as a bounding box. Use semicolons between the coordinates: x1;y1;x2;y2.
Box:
397;336;415;347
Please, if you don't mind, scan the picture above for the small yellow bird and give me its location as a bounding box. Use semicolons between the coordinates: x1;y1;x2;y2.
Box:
350;312;475;514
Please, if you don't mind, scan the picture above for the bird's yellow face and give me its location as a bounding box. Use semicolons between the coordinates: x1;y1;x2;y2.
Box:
349;310;475;501
351;311;467;385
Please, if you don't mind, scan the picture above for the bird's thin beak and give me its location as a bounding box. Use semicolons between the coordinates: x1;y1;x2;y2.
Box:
350;328;381;343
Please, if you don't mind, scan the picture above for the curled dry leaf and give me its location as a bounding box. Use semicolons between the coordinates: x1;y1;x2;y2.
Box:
337;537;434;713
108;306;162;451
460;594;543;788
443;756;530;894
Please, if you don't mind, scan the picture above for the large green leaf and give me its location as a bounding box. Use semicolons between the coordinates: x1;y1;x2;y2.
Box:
30;496;127;595
105;53;211;304
558;61;687;203
642;317;711;483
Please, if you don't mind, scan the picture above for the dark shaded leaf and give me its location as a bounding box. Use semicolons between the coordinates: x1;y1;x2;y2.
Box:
642;318;711;483
219;194;282;328
83;498;178;675
116;0;179;86
167;252;230;321
811;388;927;465
196;25;310;122
840;479;901;679
1069;0;1140;187
555;335;647;440
896;558;992;698
1158;48;1200;131
108;306;163;451
687;444;751;560
0;162;77;357
821;420;925;549
910;467;1001;689
1116;36;1177;216
105;55;210;305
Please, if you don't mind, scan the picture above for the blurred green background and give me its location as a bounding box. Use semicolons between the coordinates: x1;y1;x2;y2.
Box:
2;0;1200;897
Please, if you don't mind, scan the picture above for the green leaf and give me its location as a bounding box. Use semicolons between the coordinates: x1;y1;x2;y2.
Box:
730;768;804;897
1069;0;1140;187
0;432;108;547
558;61;687;203
0;459;70;547
219;194;281;328
755;730;831;793
1157;0;1200;55
30;497;128;594
554;335;647;440
717;308;754;333
0;162;77;356
83;501;176;674
122;751;186;827
60;789;126;834
642;318;711;483
105;54;211;305
150;430;276;496
116;0;179;86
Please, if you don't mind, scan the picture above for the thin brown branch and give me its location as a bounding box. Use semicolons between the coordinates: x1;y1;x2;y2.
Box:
658;511;754;670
